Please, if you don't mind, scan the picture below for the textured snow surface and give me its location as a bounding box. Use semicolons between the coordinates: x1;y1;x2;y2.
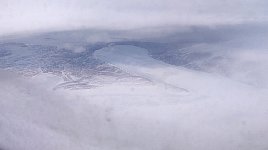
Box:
0;43;268;150
1;25;268;150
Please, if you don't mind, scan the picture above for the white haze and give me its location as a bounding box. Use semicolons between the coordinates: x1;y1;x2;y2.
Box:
0;43;268;150
1;0;268;35
1;0;268;150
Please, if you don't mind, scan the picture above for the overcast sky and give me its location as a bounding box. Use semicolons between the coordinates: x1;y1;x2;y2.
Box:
0;0;268;35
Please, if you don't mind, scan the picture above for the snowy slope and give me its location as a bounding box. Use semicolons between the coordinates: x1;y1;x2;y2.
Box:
0;29;268;150
94;45;265;97
93;45;268;150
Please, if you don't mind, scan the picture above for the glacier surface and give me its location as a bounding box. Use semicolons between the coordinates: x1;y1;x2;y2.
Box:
0;26;268;150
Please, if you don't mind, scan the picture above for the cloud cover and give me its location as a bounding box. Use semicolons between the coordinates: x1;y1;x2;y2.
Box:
1;0;268;35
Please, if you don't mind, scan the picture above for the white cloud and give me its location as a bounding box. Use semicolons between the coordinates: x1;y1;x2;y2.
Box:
0;0;268;35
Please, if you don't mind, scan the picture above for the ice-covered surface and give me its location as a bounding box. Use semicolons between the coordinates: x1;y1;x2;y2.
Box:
91;45;268;150
0;27;268;150
0;42;149;89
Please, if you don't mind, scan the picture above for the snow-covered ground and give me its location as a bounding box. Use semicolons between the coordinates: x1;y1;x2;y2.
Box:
94;45;268;149
1;27;268;150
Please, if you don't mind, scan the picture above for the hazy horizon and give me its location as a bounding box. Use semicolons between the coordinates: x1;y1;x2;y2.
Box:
1;0;268;36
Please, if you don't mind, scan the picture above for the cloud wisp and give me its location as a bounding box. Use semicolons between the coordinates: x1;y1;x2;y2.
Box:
1;0;268;35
